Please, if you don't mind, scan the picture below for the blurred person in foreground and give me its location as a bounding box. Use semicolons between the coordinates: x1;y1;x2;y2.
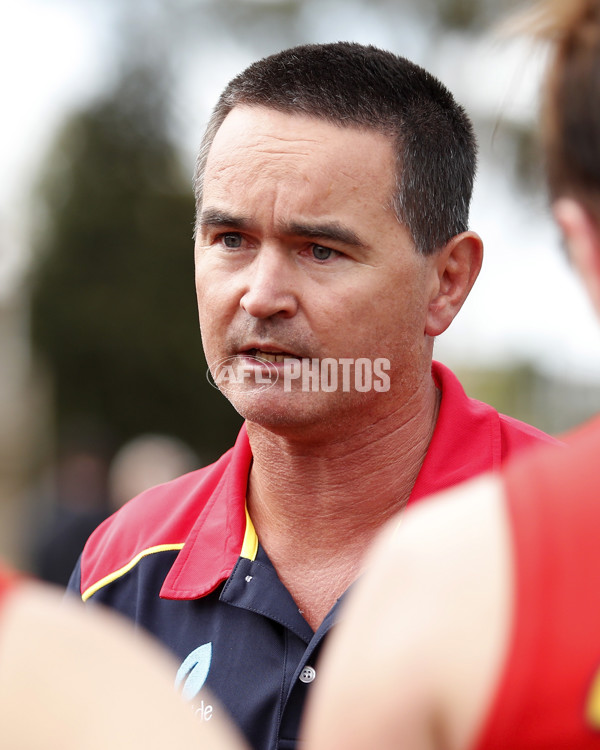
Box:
302;3;600;749
67;42;557;750
0;561;247;749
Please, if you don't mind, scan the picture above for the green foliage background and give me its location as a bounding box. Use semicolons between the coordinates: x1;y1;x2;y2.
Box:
29;62;242;462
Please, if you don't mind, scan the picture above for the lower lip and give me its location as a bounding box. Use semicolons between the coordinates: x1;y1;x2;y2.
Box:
239;354;299;368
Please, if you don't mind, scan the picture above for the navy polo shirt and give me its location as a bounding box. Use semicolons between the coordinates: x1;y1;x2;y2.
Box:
69;361;558;750
71;542;334;749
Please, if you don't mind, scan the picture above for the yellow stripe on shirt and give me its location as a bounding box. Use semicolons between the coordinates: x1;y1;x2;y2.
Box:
241;507;258;561
81;543;185;601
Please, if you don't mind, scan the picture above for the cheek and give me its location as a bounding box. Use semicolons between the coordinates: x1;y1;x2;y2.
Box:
195;278;211;331
366;276;430;346
196;265;234;311
195;272;221;337
195;272;242;354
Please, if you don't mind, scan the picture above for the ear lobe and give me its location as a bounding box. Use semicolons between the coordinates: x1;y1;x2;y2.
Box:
553;198;600;317
425;231;483;337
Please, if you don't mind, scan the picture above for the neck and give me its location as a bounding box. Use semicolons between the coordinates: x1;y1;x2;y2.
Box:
245;373;440;628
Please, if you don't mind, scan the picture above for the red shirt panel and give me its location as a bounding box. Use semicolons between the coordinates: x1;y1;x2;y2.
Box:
475;416;600;749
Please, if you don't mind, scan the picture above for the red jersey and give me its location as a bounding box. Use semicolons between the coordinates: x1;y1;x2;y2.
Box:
475;416;600;749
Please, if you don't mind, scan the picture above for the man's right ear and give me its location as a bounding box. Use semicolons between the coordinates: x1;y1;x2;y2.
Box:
554;197;600;318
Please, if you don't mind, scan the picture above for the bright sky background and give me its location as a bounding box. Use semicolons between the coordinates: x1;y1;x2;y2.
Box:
2;0;600;383
0;0;110;294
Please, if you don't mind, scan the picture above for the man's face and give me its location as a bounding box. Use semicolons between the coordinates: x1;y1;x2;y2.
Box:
195;106;438;431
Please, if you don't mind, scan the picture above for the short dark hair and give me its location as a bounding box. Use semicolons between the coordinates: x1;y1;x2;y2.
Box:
194;41;477;255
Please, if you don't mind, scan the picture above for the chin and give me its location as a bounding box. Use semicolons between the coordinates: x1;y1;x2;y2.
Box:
227;387;374;436
229;391;319;429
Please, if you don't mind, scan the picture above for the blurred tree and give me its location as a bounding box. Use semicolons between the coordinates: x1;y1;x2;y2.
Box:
416;0;522;31
28;60;242;464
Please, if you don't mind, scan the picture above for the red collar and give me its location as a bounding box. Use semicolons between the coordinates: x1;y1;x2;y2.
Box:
162;361;505;599
408;360;503;503
161;425;252;599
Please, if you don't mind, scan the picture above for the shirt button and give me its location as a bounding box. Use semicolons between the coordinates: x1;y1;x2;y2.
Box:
299;666;316;683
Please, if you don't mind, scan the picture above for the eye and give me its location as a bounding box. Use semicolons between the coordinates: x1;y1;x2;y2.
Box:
311;244;334;261
221;233;243;249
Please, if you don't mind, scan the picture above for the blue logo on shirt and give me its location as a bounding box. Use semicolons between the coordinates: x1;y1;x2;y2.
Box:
175;642;212;700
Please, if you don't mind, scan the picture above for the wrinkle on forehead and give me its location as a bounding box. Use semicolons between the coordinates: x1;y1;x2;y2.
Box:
255;132;321;147
250;132;323;162
202;106;398;222
208;135;331;172
208;105;393;165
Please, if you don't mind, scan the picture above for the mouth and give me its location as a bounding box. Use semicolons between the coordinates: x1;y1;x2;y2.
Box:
241;347;302;363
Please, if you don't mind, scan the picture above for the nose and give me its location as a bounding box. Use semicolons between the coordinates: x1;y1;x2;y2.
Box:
240;247;299;319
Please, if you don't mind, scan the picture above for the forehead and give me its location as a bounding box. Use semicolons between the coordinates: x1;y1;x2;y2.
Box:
203;106;397;209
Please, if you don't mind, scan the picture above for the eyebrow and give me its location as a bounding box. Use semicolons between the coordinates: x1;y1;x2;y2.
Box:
199;209;252;231
199;208;366;249
285;220;365;249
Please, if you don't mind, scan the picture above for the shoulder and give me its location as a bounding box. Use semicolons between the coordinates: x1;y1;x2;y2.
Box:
78;448;235;598
370;475;510;628
498;411;561;455
502;415;600;538
399;477;513;747
0;581;244;750
307;474;512;750
432;361;559;454
503;415;600;505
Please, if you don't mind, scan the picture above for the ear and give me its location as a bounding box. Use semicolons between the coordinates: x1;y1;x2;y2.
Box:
425;231;483;337
553;197;600;318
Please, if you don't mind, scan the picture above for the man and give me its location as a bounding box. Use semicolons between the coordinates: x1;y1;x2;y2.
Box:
302;5;600;749
0;562;247;749
68;43;556;750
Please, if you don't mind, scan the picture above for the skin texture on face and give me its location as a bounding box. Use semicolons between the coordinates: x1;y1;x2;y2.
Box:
195;106;444;435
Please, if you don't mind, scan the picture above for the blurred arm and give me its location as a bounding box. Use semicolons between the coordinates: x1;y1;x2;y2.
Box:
302;474;512;750
0;581;247;750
